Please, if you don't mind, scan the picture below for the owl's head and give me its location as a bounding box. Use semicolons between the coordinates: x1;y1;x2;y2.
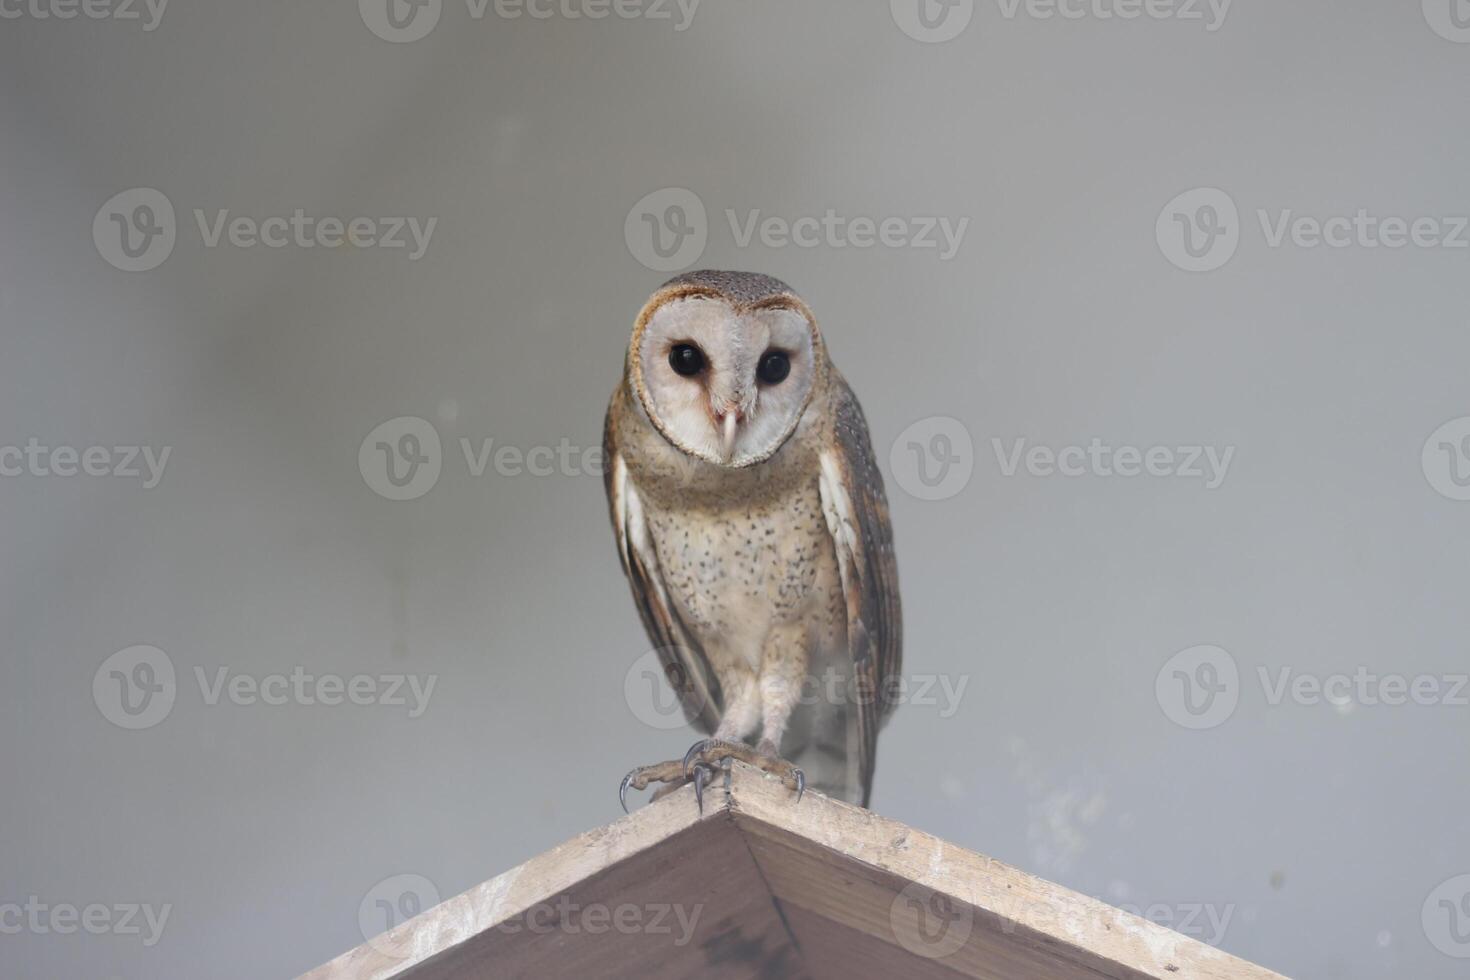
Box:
627;272;825;468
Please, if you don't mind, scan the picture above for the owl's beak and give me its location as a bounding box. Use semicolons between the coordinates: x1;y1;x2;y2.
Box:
716;407;743;461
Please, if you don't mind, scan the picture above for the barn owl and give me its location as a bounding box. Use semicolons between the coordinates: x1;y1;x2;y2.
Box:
605;271;901;810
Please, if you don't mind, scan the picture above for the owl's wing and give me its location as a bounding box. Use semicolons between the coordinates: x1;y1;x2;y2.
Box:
604;403;723;734
817;374;903;806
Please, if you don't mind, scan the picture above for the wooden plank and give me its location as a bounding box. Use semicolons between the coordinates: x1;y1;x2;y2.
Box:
724;763;1287;980
301;779;795;980
301;761;1288;980
753;825;1141;980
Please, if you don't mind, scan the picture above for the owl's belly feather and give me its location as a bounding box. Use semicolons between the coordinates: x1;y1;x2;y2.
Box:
644;483;845;679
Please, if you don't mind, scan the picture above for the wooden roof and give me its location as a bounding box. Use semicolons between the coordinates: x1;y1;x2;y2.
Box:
302;761;1286;980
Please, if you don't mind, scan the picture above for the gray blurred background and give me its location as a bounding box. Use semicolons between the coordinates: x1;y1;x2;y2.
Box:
3;1;1469;977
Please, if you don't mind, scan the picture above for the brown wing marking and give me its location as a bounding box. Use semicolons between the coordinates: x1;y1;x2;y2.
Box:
604;407;722;734
817;376;903;806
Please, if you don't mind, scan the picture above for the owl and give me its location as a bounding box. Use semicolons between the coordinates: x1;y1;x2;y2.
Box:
605;271;901;810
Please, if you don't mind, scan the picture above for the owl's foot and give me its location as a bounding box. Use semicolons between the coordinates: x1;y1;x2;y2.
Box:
618;759;721;814
682;738;804;803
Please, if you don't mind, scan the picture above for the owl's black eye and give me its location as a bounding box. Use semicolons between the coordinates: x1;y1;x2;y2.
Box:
757;350;791;385
668;344;705;377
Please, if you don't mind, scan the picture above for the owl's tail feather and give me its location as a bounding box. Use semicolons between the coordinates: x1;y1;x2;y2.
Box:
783;707;865;806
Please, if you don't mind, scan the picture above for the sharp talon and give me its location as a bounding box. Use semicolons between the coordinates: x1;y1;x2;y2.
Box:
693;762;712;814
794;768;805;803
619;772;635;814
682;740;710;780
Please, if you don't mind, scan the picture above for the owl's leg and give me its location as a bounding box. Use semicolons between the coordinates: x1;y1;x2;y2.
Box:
682;630;807;801
755;625;808;759
711;671;761;743
620;673;762;814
